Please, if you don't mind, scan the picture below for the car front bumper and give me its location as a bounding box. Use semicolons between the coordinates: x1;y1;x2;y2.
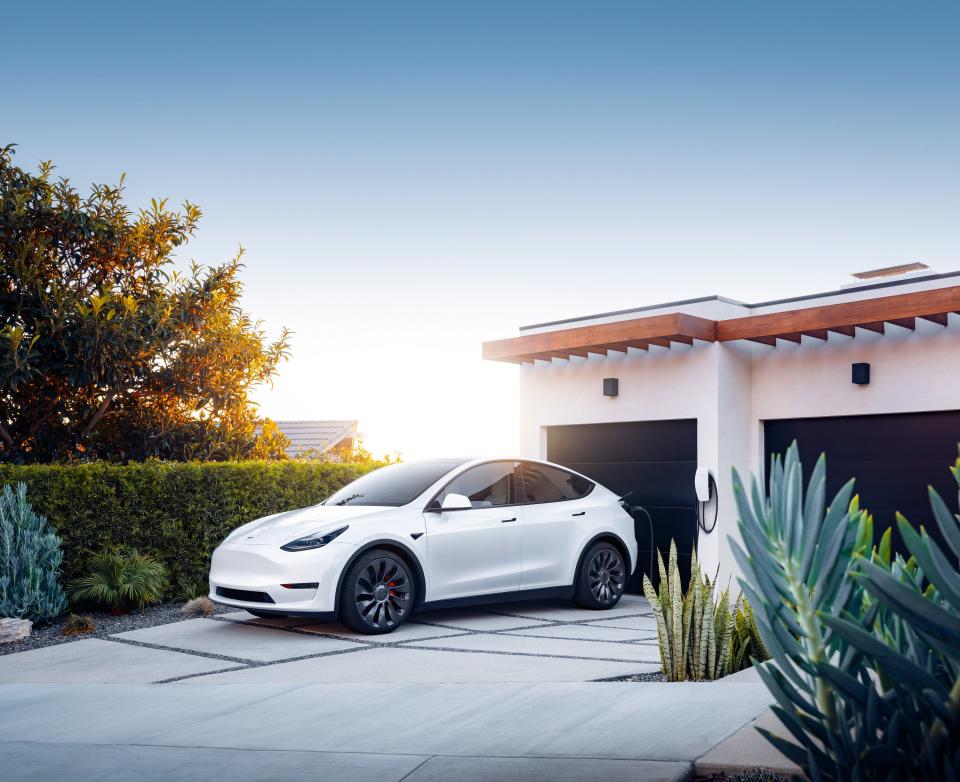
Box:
208;540;354;616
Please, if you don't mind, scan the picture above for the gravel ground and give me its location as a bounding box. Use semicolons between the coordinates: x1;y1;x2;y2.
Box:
0;601;235;656
599;670;666;683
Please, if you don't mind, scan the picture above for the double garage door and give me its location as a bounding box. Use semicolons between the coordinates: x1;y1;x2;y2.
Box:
547;411;960;593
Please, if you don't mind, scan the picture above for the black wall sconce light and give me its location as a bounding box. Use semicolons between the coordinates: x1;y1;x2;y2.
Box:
603;377;619;397
852;362;870;385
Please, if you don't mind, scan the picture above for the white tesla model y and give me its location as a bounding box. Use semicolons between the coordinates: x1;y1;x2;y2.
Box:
209;458;638;634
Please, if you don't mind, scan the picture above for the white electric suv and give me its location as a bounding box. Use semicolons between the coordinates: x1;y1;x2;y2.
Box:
209;458;637;634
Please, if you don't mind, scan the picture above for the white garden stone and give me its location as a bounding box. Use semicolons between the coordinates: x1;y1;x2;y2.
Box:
0;617;32;643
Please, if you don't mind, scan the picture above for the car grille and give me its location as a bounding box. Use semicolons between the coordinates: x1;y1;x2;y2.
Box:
216;587;275;604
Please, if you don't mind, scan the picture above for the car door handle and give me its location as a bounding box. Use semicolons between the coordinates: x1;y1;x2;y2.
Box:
572;511;585;517
501;517;517;523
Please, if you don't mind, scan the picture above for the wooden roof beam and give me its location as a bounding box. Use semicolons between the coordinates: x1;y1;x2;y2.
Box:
717;285;960;343
920;313;949;326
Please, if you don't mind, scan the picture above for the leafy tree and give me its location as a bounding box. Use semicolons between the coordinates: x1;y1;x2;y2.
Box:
0;144;291;462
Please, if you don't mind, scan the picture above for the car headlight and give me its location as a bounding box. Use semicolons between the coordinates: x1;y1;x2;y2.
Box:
280;525;349;552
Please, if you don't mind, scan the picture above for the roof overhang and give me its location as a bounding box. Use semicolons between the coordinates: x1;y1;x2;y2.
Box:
482;312;716;363
483;285;960;363
716;285;960;345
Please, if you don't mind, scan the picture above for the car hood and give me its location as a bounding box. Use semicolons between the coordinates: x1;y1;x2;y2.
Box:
226;504;392;546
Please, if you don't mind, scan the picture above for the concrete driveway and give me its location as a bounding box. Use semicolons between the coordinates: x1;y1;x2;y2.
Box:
0;595;775;781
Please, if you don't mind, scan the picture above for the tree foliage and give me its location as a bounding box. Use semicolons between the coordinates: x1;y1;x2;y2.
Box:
0;144;291;462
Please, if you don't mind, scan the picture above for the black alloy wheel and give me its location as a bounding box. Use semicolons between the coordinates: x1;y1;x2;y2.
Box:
574;542;626;609
340;549;415;634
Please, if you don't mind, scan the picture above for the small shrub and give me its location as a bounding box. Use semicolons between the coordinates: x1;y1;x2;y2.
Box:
642;540;734;681
0;482;68;622
729;595;769;672
69;550;168;612
182;596;214;617
61;614;96;636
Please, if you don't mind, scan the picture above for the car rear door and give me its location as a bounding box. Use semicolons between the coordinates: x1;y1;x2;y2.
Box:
517;461;596;590
422;461;524;601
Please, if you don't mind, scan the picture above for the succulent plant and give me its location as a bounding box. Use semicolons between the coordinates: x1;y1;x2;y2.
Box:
0;482;68;622
732;441;960;781
642;540;734;681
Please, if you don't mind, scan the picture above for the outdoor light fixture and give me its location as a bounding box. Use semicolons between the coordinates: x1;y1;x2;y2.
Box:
852;363;870;385
603;377;619;397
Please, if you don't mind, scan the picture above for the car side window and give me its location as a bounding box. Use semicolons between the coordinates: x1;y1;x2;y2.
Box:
438;462;521;508
520;463;593;504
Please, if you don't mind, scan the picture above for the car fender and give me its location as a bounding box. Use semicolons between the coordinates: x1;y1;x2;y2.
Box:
332;535;430;615
570;529;634;585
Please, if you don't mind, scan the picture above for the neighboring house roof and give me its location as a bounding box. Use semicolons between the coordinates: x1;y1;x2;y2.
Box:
271;420;357;459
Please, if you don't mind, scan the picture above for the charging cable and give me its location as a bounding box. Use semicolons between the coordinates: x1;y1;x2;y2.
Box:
629;504;655;581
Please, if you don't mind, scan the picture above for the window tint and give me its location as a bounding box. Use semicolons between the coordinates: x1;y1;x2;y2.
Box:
438;462;521;508
323;460;467;506
520;463;593;503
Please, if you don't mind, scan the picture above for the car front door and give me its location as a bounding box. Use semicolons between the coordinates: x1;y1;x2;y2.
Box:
518;461;596;589
423;461;524;601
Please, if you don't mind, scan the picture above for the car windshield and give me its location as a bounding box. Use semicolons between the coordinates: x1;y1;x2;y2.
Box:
322;460;469;507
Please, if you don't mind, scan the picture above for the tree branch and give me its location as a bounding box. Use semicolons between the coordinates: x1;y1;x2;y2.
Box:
80;391;116;440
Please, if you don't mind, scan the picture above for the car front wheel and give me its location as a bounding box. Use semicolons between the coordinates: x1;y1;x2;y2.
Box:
339;549;416;634
574;542;626;609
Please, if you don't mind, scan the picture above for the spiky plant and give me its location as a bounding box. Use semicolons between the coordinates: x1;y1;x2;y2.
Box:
181;596;214;617
69;550;168;612
0;482;68;622
61;613;96;636
730;595;770;672
732;441;960;781
642;540;734;681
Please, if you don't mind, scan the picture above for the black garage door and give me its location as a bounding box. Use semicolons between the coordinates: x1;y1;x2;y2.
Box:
764;411;960;561
546;419;698;592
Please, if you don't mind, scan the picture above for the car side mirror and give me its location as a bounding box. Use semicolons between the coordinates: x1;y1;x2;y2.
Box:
440;493;472;511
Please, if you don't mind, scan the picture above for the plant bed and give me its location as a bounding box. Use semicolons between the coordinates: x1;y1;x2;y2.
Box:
0;601;235;656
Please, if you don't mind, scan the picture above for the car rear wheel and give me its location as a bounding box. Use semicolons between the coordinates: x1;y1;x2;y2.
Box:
339;549;416;634
574;542;626;609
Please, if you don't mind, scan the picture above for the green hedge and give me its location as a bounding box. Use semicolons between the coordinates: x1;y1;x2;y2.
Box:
0;460;381;599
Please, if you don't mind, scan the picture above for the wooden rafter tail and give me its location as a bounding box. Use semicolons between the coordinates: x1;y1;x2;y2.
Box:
919;313;949;326
888;317;915;330
804;329;829;341
828;325;856;337
858;321;885;334
668;334;694;345
748;336;778;346
775;332;802;344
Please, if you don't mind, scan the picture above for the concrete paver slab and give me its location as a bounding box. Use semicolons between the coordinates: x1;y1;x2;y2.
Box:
408;609;554;631
0;682;298;744
477;595;651;622
405;755;691;782
150;681;773;761
407;631;662;664
585;615;660;631
112;618;361;661
695;707;802;779
503;623;654;642
0;741;429;782
217;611;318;628
297;619;466;643
0;639;236;683
180;645;648;684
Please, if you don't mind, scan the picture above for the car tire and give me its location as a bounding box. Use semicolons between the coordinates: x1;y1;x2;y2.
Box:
573;541;626;609
339;548;416;634
246;609;288;619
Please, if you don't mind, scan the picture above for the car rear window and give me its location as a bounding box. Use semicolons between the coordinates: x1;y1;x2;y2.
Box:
323;460;468;506
520;462;594;503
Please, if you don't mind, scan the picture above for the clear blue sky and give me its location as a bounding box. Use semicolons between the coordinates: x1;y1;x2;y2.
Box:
5;1;959;457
